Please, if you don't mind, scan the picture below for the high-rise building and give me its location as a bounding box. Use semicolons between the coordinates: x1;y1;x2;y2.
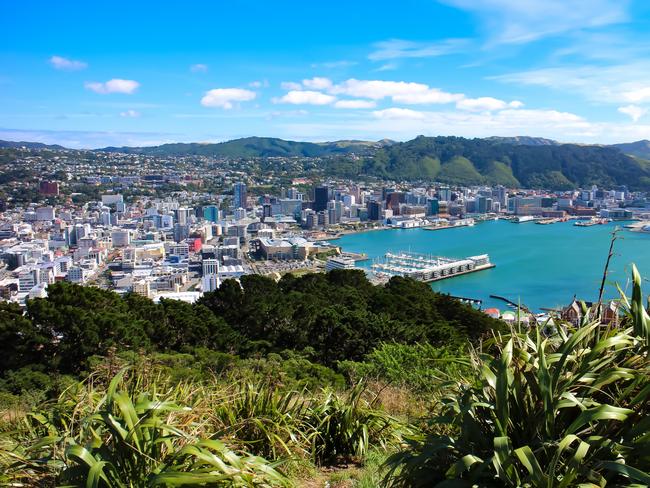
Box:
478;196;493;214
234;182;248;209
175;207;192;226
427;198;439;216
314;186;329;212
438;187;452;202
368;200;383;221
203;205;220;223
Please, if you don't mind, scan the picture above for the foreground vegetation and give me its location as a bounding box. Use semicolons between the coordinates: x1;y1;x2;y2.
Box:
0;267;649;486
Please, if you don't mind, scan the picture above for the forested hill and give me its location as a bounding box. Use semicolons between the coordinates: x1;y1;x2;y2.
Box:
98;136;386;157
612;140;650;159
96;135;650;190
358;136;650;190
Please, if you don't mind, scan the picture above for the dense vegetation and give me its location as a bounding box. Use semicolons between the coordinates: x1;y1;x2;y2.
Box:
97;137;384;158
612;139;650;159
1;266;648;487
363;136;650;189
0;270;501;398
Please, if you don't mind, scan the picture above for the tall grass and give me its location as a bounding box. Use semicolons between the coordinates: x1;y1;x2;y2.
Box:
385;265;650;487
1;370;406;486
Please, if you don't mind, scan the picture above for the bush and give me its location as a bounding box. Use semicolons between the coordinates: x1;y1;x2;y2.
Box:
385;266;650;487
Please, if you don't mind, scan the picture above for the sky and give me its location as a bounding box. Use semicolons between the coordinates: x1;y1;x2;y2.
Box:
2;0;650;148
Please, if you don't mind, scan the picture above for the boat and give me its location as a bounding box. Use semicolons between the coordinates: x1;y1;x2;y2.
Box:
512;216;536;223
536;218;559;225
574;218;609;227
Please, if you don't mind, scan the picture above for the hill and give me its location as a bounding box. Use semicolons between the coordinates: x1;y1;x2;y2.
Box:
613;140;650;159
360;135;650;190
0;140;66;150
484;136;559;146
98;136;384;157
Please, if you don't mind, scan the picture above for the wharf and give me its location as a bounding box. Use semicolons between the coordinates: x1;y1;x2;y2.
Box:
371;251;494;283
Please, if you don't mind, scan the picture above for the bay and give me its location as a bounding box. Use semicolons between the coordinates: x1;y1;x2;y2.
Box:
336;220;650;312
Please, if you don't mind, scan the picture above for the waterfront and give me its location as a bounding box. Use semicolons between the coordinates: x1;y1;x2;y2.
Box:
337;220;650;312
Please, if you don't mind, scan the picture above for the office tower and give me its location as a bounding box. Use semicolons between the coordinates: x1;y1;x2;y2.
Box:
234;182;248;209
314;185;329;212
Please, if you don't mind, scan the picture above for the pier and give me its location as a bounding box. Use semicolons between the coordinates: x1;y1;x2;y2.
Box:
490;294;532;314
371;251;494;283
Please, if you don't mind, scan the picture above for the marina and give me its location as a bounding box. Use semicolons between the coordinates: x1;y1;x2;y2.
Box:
337;220;650;312
371;251;494;282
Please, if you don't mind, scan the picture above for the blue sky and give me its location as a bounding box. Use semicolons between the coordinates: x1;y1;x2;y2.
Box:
2;0;650;148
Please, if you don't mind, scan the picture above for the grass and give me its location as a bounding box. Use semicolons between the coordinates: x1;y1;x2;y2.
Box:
2;265;649;487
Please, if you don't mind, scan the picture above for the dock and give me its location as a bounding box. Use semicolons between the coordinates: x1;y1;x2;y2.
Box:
490;294;532;314
371;251;494;283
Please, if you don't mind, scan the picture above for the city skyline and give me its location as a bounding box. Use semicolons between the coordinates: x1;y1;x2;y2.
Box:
3;0;650;148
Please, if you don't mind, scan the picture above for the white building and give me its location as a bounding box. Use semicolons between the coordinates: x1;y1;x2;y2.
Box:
325;257;356;272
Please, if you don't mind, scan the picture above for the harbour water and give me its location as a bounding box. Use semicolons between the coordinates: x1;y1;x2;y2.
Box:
336;220;650;312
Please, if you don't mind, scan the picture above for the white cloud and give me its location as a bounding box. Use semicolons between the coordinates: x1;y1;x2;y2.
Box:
618;105;647;122
393;89;464;105
281;81;302;90
249;80;269;88
120;110;141;118
310;60;357;69
509;100;525;108
621;87;650;103
302;77;333;90
331;79;463;104
190;64;208;73
373;108;426;120
440;0;628;45
274;90;336;105
200;88;256;109
493;62;650;104
376;63;398;72
333;99;377;109
50;55;87;71
85;79;140;94
285;106;603;143
369;38;470;60
456;96;512;111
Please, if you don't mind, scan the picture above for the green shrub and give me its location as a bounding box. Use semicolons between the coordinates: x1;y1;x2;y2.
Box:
385;266;650;487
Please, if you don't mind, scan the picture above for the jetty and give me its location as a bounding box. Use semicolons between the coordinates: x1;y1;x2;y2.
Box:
371;251;494;283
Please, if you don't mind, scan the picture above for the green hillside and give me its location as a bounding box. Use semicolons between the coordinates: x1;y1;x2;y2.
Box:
366;136;650;189
99;136;379;157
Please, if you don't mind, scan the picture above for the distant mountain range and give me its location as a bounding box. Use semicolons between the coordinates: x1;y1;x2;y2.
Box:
2;135;650;190
0;140;66;150
97;137;392;158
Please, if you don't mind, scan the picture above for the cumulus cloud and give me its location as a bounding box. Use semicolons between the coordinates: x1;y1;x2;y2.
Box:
331;79;463;104
120;110;141;118
249;80;269;88
618;105;647;122
621;87;650;103
302;77;334;90
333;99;377;109
85;79;140;95
373;108;427;120
190;64;208;72
274;90;336;105
200;88;257;109
281;81;302;90
456;97;523;111
50;55;87;71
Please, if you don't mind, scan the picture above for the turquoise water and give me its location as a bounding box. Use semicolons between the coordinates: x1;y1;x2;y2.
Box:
337;221;650;312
